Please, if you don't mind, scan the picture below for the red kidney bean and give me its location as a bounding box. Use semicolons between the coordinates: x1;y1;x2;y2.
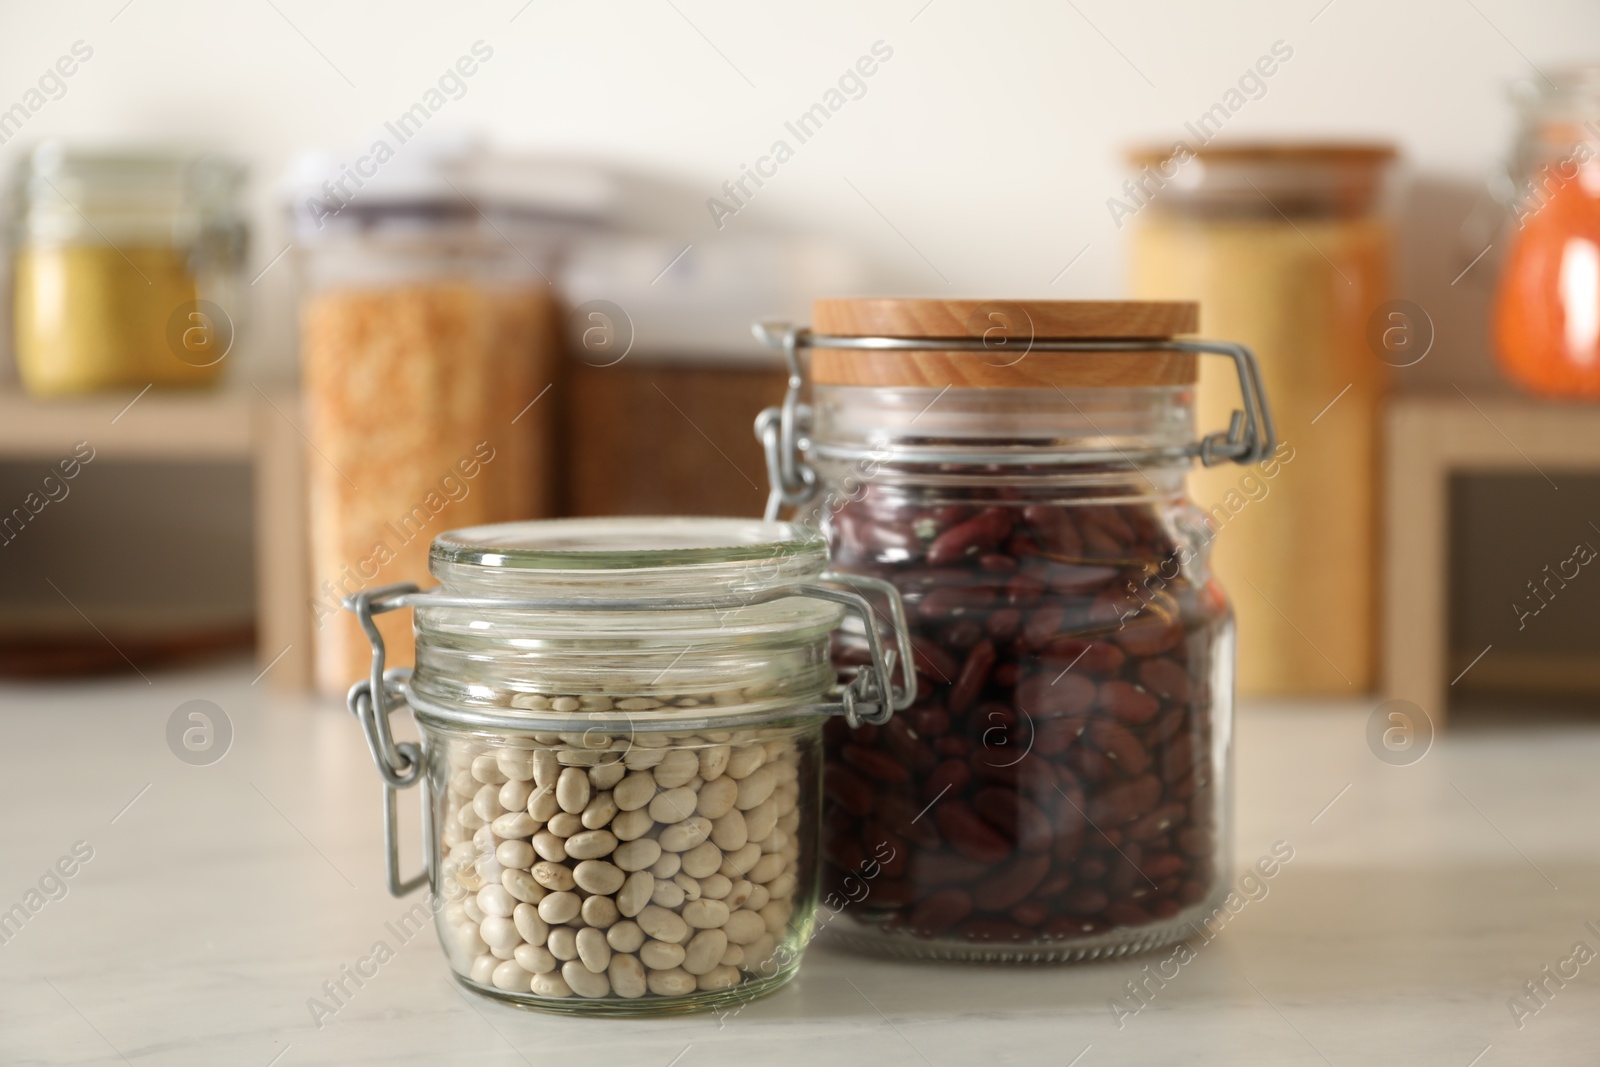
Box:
1088;774;1163;825
1014;671;1095;719
1086;719;1152;775
972;788;1053;853
1045;563;1120;594
1098;680;1160;725
1040;637;1125;676
948;639;996;715
908;888;973;936
842;744;911;785
978;552;1018;574
973;853;1050;911
923;759;971;803
986;607;1022;642
824;764;874;817
927;508;1013;566
1008;899;1051;927
821;492;1226;950
936;801;1013;864
910;636;958;684
1138;656;1192;702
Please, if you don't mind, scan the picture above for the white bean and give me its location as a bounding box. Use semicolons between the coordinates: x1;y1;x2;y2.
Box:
613;838;662;873
647;968;696;996
639;940;686;970
514;943;557;974
476;885;515;919
479;915;520;952
659;816;712;853
590;760;627;791
581;894;619;929
681;841;723;879
581;793;618;830
491;811;537;839
682;899;730;930
710;810;748;851
612;808;654;842
531;831;567;863
609;953;648;998
699;745;731;781
491;960;531;991
637;904;689;945
653;749;700;788
697;777;738;820
725;745;765;779
547;926;578;961
556;767;591;814
547;811;583;838
617;871;654;918
723;910;765;945
678;927;729;979
649;786;698;824
576;927;612;974
532;972;572;998
502;868;546;904
606;920;645;954
496;840;534;869
613;773;656;812
697;964;741;991
537;891;581;925
565;830;618;860
735;767;776;810
650;852;682;879
651;880;686;909
573;859;626;896
513;903;549;947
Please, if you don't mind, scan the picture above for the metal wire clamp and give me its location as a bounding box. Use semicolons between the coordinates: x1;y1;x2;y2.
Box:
751;322;1278;520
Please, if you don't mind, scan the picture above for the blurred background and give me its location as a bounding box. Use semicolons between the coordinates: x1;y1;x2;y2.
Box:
1;0;1598;722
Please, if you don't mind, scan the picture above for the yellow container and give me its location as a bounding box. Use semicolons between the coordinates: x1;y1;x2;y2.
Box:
1128;143;1395;696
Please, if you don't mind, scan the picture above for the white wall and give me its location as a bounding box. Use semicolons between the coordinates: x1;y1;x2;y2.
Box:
3;0;1598;384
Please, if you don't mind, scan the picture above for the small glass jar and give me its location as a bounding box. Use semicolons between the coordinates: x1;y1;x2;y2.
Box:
9;143;247;396
345;516;911;1014
1494;66;1600;398
755;298;1275;962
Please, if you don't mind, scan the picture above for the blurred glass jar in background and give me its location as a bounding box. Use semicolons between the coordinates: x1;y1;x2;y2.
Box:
289;145;605;693
10;143;246;396
1495;66;1600;398
1127;143;1395;697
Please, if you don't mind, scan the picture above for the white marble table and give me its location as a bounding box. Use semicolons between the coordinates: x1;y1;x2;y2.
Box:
1;664;1596;1065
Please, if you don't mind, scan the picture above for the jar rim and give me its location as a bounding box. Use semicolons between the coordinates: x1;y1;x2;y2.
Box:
431;516;825;573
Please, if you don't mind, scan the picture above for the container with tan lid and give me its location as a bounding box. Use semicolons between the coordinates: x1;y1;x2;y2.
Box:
1127;142;1396;697
753;298;1277;962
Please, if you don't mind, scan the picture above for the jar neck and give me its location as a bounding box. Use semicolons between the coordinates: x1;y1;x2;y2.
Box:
808;383;1197;478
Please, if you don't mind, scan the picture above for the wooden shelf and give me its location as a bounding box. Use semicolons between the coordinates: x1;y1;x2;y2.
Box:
0;384;258;460
1384;392;1600;721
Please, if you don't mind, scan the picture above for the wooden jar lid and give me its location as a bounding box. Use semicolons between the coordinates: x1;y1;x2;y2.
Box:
809;299;1199;389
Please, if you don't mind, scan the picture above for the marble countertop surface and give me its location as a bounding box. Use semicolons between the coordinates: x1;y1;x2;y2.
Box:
1;664;1596;1065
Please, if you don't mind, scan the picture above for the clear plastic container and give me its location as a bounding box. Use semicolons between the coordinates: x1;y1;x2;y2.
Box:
755;298;1276;962
344;516;911;1013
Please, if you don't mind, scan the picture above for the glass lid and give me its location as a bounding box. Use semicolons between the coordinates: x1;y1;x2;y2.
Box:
432;516;825;572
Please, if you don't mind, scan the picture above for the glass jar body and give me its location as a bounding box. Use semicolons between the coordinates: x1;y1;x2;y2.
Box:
428;718;820;1014
808;386;1234;961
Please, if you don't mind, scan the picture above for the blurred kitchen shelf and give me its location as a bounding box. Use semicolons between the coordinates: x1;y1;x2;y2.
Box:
0;383;256;458
1384;392;1600;722
0;383;310;690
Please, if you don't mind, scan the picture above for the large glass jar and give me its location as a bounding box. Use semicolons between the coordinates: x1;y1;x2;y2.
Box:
10;143;247;396
1494;65;1600;398
755;298;1275;962
345;516;911;1013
